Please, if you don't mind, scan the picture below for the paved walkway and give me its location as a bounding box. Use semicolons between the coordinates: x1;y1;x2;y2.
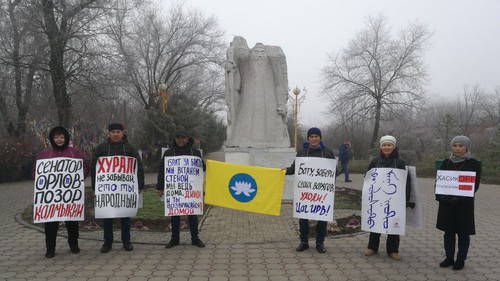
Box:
1;170;500;280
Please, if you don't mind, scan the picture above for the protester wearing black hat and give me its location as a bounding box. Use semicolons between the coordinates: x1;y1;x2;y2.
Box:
284;127;336;253
436;135;481;270
91;123;145;253
157;130;207;248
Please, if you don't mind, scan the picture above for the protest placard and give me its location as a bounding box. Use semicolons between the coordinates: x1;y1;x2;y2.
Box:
435;170;476;197
94;156;139;218
292;157;337;222
406;166;422;229
361;167;407;235
33;158;85;223
163;156;204;216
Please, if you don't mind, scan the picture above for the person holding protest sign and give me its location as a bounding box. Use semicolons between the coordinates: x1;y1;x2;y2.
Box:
285;127;335;254
363;135;413;261
91;123;145;253
157;130;207;248
435;135;481;270
33;126;90;258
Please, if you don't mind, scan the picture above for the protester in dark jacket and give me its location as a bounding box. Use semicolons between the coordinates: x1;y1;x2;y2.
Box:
363;135;412;261
337;140;352;182
91;123;144;253
33;126;89;258
436;135;481;270
157;130;206;248
285;127;335;254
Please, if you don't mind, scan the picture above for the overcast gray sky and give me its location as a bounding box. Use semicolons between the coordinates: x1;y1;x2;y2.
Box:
180;0;500;126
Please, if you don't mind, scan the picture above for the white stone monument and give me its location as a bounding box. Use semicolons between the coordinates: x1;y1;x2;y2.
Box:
224;36;295;200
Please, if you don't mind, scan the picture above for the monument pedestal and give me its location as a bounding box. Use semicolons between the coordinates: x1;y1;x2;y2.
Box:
224;147;296;201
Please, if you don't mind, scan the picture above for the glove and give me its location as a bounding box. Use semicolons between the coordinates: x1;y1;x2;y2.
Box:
406;202;415;209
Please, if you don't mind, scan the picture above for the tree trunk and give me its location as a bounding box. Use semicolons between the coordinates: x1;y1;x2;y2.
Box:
42;0;72;128
371;100;382;148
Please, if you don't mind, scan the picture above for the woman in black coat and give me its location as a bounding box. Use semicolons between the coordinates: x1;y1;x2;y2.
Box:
436;135;481;270
363;135;412;261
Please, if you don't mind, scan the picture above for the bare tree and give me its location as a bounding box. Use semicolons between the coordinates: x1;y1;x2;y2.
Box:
322;14;432;148
0;0;46;137
456;84;486;135
107;2;225;144
481;86;500;126
39;0;112;128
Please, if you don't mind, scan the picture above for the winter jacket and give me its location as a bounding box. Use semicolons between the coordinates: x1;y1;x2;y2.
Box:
285;141;336;175
157;135;205;190
367;148;412;203
435;158;481;235
338;143;349;163
32;126;90;179
91;137;145;190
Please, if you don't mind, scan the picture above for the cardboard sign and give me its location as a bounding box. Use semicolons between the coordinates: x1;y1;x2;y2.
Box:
292;157;337;222
361;168;407;235
33;158;85;223
163;156;204;216
435;170;476;197
94;156;139;218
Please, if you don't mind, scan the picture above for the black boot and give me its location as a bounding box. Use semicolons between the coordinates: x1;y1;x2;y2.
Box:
452;260;465;270
439;258;454;268
296;242;309;252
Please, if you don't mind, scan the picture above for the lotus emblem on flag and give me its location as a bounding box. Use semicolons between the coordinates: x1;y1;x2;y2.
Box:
228;173;257;203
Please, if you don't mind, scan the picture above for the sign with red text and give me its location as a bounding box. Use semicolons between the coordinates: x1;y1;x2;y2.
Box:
163;156;204;216
292;157;337;222
94;156;139;218
361;168;407;235
435;170;476;197
33;158;85;223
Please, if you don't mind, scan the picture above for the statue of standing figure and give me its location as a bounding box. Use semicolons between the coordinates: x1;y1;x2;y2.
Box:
225;36;290;148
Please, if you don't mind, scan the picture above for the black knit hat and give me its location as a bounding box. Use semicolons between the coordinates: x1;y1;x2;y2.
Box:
108;123;124;132
307;127;322;139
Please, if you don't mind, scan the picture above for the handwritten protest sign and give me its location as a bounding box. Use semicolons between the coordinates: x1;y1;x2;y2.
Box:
33;158;85;223
361;168;407;235
163;156;204;216
435;170;476;197
94;156;139;218
292;157;337;222
406;166;422;229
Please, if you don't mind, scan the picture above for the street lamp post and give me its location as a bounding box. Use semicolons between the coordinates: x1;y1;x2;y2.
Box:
293;87;300;150
291;86;307;151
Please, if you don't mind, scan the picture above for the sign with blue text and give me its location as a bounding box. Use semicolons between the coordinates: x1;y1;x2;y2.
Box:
435;170;476;197
361;168;407;235
94;156;139;218
33;158;85;223
293;157;337;222
163;156;204;216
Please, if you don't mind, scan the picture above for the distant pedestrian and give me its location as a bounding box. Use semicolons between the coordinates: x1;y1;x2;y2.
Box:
157;130;206;248
435;135;481;270
33;126;90;258
284;127;335;253
337;140;352;182
91;123;145;253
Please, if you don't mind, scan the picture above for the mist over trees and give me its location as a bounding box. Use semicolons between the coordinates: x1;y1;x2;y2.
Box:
0;4;499;183
0;0;227;181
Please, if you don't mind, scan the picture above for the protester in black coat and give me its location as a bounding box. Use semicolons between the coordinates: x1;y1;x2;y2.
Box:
157;130;206;248
363;135;412;261
436;135;481;270
285;127;335;254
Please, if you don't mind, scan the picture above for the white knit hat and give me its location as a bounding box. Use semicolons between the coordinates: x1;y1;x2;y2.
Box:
379;135;397;147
